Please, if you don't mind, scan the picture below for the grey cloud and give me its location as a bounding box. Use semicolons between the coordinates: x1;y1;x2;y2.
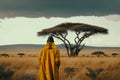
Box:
0;0;120;18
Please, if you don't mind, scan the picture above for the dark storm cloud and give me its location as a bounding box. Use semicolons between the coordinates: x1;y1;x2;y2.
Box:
0;0;120;18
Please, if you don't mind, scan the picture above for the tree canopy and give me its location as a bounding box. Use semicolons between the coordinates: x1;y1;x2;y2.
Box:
37;22;108;56
38;22;108;36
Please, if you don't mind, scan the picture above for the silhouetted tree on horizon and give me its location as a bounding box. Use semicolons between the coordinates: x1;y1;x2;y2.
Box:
37;22;108;56
0;53;9;57
17;53;25;58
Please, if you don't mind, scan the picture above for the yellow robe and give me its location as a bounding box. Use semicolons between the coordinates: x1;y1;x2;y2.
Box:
37;42;60;80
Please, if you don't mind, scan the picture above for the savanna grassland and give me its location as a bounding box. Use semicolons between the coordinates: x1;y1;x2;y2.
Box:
0;49;120;80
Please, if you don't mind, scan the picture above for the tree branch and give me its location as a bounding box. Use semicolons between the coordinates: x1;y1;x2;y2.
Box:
53;34;70;56
59;32;72;53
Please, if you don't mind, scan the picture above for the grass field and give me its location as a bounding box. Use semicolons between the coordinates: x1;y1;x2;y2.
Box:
0;49;120;80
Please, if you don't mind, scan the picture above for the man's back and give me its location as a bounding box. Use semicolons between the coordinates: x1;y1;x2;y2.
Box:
37;42;60;80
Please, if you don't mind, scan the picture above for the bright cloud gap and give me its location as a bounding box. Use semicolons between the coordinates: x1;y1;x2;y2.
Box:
0;15;120;47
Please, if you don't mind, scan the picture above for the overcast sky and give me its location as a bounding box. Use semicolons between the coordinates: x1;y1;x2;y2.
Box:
0;0;120;18
0;0;120;47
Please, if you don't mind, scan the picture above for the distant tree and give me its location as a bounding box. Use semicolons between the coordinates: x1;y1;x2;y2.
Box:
38;22;108;56
0;53;9;57
17;53;25;58
91;51;107;57
112;53;118;57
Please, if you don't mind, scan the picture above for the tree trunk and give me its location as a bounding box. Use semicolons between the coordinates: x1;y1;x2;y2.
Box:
69;44;85;56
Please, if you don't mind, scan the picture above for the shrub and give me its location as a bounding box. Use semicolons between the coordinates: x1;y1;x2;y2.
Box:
17;53;25;58
0;65;15;80
64;67;77;78
85;67;104;80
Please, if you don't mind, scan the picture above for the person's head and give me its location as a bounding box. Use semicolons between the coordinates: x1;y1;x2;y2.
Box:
47;35;54;42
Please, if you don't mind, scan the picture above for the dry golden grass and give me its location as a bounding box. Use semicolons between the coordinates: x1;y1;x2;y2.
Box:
0;49;120;80
0;57;39;80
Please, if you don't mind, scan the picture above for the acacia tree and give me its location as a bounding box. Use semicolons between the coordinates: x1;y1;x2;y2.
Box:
17;53;25;58
37;22;108;56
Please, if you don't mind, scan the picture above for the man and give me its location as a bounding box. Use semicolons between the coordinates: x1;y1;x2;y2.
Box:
37;36;60;80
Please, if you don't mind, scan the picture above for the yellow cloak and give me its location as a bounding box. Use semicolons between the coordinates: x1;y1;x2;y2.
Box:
37;42;60;80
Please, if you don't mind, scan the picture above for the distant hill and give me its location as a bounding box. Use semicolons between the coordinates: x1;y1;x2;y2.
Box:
0;44;120;50
58;44;120;49
0;44;44;50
